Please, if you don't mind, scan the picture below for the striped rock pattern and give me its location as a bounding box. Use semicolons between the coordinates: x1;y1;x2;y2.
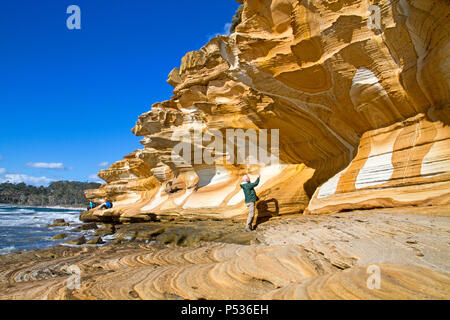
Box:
307;112;450;214
84;0;450;221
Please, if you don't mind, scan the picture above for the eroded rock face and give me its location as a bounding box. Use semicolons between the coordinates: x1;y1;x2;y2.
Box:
307;112;450;214
85;0;449;221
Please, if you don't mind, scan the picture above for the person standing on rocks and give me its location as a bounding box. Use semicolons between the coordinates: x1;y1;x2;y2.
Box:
240;174;260;232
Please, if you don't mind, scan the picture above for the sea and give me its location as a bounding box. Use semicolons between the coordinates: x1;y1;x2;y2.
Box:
0;204;91;255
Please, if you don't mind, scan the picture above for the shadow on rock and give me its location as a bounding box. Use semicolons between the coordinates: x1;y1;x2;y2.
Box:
255;198;279;229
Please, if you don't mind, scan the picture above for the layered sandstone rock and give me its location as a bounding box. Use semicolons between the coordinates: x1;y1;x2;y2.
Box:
84;0;450;221
307;112;450;214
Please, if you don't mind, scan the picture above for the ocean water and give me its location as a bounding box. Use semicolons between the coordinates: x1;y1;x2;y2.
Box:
0;205;86;255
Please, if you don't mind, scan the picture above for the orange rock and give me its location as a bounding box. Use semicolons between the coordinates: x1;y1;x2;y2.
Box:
85;0;450;221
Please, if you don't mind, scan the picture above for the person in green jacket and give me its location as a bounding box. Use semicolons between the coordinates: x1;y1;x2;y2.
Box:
240;174;260;232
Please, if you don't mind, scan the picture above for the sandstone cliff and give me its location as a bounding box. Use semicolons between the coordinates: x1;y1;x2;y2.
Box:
83;0;450;222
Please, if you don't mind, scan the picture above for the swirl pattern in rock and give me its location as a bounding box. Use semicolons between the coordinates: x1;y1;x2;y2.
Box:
83;0;450;221
1;209;449;300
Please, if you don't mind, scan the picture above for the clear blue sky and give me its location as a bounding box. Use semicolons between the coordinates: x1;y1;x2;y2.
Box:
0;0;240;186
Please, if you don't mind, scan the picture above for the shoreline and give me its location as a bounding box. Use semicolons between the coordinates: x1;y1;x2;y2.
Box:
0;204;87;256
1;205;449;256
1;214;257;256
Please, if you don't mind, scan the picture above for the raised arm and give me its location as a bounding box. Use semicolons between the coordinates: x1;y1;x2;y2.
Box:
250;176;260;188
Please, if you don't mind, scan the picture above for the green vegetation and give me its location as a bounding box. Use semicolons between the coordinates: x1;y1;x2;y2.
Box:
0;181;101;207
230;5;244;34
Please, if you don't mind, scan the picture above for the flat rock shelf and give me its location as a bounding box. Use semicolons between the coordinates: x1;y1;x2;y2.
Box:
1;206;449;300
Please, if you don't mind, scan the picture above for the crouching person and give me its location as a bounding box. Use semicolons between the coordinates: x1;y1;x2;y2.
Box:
87;201;98;211
98;199;113;210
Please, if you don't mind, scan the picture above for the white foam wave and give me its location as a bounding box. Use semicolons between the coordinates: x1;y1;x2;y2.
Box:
0;246;16;255
0;208;81;227
7;209;36;214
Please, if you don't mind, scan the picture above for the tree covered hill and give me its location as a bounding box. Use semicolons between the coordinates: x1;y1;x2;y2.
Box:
0;181;101;207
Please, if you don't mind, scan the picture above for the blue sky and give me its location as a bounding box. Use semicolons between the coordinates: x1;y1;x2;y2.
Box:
0;0;240;186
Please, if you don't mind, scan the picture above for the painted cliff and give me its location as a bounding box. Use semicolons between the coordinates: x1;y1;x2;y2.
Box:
83;0;450;222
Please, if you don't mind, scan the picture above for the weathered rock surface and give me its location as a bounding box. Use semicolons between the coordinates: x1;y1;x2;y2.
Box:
72;223;98;232
48;219;69;227
51;234;67;240
84;0;449;221
87;237;105;245
94;224;116;237
307;113;450;214
4;0;448;301
1;208;449;300
65;236;86;246
112;219;258;246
